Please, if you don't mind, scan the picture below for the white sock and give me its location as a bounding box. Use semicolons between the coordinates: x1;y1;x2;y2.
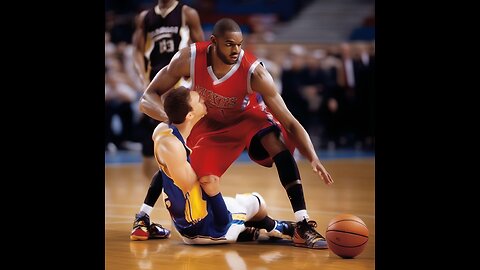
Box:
294;210;309;222
140;204;153;216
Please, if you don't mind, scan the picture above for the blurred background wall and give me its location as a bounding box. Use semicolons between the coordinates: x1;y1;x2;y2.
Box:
105;0;375;153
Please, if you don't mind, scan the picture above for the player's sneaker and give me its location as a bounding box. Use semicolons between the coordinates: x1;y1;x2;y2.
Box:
293;218;328;249
266;220;295;239
130;211;151;241
237;227;260;242
148;222;171;239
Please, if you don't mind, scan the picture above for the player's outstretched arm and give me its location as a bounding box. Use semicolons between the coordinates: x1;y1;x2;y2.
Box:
155;136;198;192
251;64;334;185
139;47;191;122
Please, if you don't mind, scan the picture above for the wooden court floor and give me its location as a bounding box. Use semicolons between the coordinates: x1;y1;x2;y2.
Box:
106;157;375;269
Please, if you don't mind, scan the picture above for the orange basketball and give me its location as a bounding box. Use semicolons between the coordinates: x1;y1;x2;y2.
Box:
326;213;369;258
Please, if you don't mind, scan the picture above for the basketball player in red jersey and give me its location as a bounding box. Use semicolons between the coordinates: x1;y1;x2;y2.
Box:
140;18;334;249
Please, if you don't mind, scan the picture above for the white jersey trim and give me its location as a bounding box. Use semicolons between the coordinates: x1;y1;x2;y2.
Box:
154;1;179;18
190;44;196;89
247;60;261;94
208;49;245;85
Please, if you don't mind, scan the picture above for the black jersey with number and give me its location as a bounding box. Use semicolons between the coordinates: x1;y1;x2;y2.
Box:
143;2;185;78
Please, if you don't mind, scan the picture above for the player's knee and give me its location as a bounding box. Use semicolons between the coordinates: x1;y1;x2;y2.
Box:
260;132;287;156
199;175;219;183
250;192;268;221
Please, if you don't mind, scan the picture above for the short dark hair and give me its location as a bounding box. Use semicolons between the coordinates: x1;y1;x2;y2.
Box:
164;87;192;124
212;18;241;38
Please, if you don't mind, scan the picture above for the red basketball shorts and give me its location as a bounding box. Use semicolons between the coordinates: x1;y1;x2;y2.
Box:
187;107;295;178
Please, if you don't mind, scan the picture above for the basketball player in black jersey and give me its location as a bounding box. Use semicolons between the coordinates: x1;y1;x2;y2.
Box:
133;0;204;179
131;0;204;240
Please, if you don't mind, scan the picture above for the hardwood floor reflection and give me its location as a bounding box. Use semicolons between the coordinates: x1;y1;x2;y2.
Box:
106;158;375;269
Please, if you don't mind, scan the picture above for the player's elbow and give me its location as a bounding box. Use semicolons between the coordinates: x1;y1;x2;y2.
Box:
282;121;295;134
138;95;148;113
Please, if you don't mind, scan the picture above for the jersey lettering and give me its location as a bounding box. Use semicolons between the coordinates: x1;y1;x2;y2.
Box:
159;39;175;53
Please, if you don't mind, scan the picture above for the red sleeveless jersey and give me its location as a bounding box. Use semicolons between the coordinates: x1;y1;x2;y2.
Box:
186;42;295;176
190;41;264;124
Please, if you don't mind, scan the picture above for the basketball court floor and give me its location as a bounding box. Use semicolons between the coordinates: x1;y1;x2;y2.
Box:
106;150;375;269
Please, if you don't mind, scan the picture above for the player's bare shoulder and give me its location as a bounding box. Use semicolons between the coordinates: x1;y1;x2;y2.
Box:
152;123;170;145
252;61;271;80
250;61;276;95
182;5;199;29
153;123;185;157
167;46;192;77
139;9;149;18
171;46;191;62
181;4;204;42
135;10;148;26
182;4;200;21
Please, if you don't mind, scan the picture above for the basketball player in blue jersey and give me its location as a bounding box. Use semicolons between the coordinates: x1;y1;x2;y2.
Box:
141;86;294;244
131;0;204;240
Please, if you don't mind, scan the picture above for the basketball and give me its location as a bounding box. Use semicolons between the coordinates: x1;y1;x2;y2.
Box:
326;214;369;258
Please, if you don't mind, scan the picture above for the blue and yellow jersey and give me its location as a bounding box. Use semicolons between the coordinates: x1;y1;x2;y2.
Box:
155;123;233;239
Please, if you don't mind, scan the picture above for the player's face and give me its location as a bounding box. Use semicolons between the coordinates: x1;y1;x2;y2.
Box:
214;31;243;65
189;90;207;124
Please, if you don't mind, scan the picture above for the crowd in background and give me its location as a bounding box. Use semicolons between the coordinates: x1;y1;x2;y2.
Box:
105;0;375;152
